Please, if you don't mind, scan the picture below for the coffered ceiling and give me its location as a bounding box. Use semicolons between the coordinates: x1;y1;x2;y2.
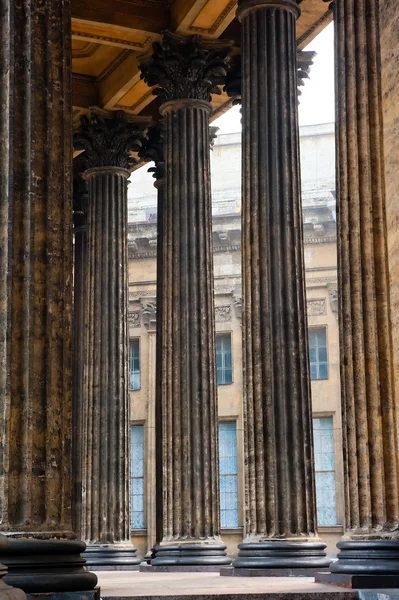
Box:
71;0;333;124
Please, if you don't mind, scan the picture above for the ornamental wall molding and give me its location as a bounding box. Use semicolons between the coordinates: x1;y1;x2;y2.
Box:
306;276;338;287
72;30;152;51
128;311;141;328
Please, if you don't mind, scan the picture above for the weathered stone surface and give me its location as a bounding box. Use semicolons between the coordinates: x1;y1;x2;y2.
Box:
379;0;399;429
234;0;323;568
73;114;144;556
0;0;73;537
334;0;399;541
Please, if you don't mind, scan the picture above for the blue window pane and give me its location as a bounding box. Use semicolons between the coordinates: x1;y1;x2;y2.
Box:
130;425;145;529
312;417;337;526
218;422;239;528
216;334;233;385
130;340;141;390
308;328;329;380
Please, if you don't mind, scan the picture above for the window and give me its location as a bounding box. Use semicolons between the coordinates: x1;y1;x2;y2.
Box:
130;425;145;529
313;417;337;526
130;339;140;390
308;328;328;380
218;422;239;528
216;333;233;385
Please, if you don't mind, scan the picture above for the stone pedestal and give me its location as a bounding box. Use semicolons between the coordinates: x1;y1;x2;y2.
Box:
0;0;96;593
234;0;329;573
74;112;145;570
140;34;232;568
318;0;399;587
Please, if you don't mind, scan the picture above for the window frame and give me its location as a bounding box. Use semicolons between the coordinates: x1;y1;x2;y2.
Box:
312;414;338;526
216;332;233;386
308;326;329;381
130;423;146;531
218;420;239;529
129;338;141;391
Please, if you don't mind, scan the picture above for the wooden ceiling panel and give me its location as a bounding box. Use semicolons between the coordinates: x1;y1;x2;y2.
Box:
72;44;123;78
72;20;155;50
115;79;156;114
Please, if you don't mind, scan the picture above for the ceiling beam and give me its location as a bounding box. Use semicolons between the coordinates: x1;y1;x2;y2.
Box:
71;0;169;35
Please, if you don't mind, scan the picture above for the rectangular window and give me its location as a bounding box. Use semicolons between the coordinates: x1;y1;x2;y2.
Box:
130;339;140;390
308;328;328;380
218;422;239;528
216;333;233;385
313;417;337;526
130;425;145;529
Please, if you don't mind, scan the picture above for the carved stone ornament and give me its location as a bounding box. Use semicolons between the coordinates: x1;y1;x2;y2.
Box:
139;122;164;181
73;110;144;170
128;311;141;328
209;126;219;150
141;302;157;331
328;285;338;314
215;305;232;322
307;299;327;316
140;31;232;103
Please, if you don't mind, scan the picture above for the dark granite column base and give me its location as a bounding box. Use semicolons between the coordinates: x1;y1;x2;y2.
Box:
315;540;399;587
1;540;97;594
27;590;100;600
232;542;331;572
221;566;330;577
83;547;141;571
151;545;231;567
316;573;399;589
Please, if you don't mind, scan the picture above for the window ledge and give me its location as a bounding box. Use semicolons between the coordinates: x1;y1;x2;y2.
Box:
221;527;244;534
131;528;147;536
319;525;344;533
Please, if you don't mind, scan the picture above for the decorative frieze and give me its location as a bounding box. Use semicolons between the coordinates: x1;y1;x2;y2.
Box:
215;305;232;322
128;311;141;328
307;299;327;316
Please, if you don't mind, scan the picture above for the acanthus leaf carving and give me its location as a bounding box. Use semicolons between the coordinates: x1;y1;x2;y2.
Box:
139;123;164;182
73;110;145;170
140;31;232;103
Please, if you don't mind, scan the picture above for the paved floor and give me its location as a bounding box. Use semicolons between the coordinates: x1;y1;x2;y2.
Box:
95;571;358;599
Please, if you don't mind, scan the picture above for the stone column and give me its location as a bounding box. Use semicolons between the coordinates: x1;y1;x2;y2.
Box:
140;33;232;568
0;0;96;592
139;125;164;560
233;0;330;572
325;0;399;580
73;110;145;569
72;177;88;538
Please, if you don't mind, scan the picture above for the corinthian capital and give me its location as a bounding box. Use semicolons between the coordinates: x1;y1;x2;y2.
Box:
73;110;146;171
139;32;232;103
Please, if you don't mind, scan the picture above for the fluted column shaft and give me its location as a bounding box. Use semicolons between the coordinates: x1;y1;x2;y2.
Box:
334;0;399;540
0;0;73;537
240;0;316;541
160;100;220;543
82;167;130;545
140;33;232;566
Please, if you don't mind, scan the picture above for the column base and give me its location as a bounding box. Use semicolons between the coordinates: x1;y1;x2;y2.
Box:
151;544;231;567
0;540;98;593
327;540;399;576
83;546;141;571
0;562;26;600
232;541;331;575
316;572;399;589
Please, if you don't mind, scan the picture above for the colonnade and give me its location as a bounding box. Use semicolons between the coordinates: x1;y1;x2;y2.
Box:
0;0;398;587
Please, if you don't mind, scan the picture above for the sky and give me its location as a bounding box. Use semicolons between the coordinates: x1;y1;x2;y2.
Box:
213;22;335;134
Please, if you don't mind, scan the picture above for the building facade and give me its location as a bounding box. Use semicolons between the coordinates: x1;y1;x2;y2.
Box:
127;122;344;557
